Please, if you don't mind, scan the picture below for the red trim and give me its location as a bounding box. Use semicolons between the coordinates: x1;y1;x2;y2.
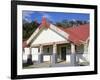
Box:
22;41;30;48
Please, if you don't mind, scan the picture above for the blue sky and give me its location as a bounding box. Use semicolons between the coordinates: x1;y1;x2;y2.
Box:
22;10;89;23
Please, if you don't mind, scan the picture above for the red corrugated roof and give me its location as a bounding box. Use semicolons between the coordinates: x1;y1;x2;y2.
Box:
59;24;89;45
38;17;89;44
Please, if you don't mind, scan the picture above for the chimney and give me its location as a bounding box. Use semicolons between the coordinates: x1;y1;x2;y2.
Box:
41;16;47;25
38;16;50;29
39;16;49;28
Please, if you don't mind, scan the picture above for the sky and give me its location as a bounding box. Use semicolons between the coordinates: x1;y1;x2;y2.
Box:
22;10;89;23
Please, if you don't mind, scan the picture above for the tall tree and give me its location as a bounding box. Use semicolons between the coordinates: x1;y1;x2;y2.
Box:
23;20;39;41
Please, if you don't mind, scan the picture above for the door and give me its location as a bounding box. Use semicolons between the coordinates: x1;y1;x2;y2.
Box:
61;47;66;60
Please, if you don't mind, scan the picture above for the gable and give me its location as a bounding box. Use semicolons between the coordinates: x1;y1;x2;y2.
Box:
31;27;69;46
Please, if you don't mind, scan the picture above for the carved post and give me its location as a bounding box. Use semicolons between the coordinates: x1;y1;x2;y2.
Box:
38;45;43;63
51;44;57;64
70;43;76;66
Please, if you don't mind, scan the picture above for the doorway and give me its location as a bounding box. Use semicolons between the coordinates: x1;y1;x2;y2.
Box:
61;47;66;61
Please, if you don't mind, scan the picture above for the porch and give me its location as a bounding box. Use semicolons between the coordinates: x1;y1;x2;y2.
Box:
23;41;89;68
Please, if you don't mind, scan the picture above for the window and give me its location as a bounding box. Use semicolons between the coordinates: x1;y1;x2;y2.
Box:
75;44;84;54
47;47;49;53
38;48;40;52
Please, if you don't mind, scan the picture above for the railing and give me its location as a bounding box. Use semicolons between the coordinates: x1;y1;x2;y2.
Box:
76;53;88;61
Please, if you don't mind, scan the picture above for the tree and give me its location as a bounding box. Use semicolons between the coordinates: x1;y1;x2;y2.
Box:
23;20;39;41
55;19;89;28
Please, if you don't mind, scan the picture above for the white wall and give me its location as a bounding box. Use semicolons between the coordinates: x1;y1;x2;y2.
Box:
31;48;39;61
23;48;39;61
43;46;53;54
43;46;53;61
31;27;68;46
66;55;71;62
23;47;51;62
23;48;29;62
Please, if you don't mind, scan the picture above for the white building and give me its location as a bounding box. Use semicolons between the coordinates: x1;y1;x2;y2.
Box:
23;17;90;66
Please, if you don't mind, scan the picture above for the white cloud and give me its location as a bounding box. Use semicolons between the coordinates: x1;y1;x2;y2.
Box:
22;11;35;23
22;11;54;23
39;12;53;22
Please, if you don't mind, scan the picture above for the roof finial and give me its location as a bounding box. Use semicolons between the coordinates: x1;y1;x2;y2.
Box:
42;16;47;24
38;16;49;29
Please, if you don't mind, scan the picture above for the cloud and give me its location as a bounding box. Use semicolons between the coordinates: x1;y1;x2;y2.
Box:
22;11;54;23
22;11;35;23
39;12;53;22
